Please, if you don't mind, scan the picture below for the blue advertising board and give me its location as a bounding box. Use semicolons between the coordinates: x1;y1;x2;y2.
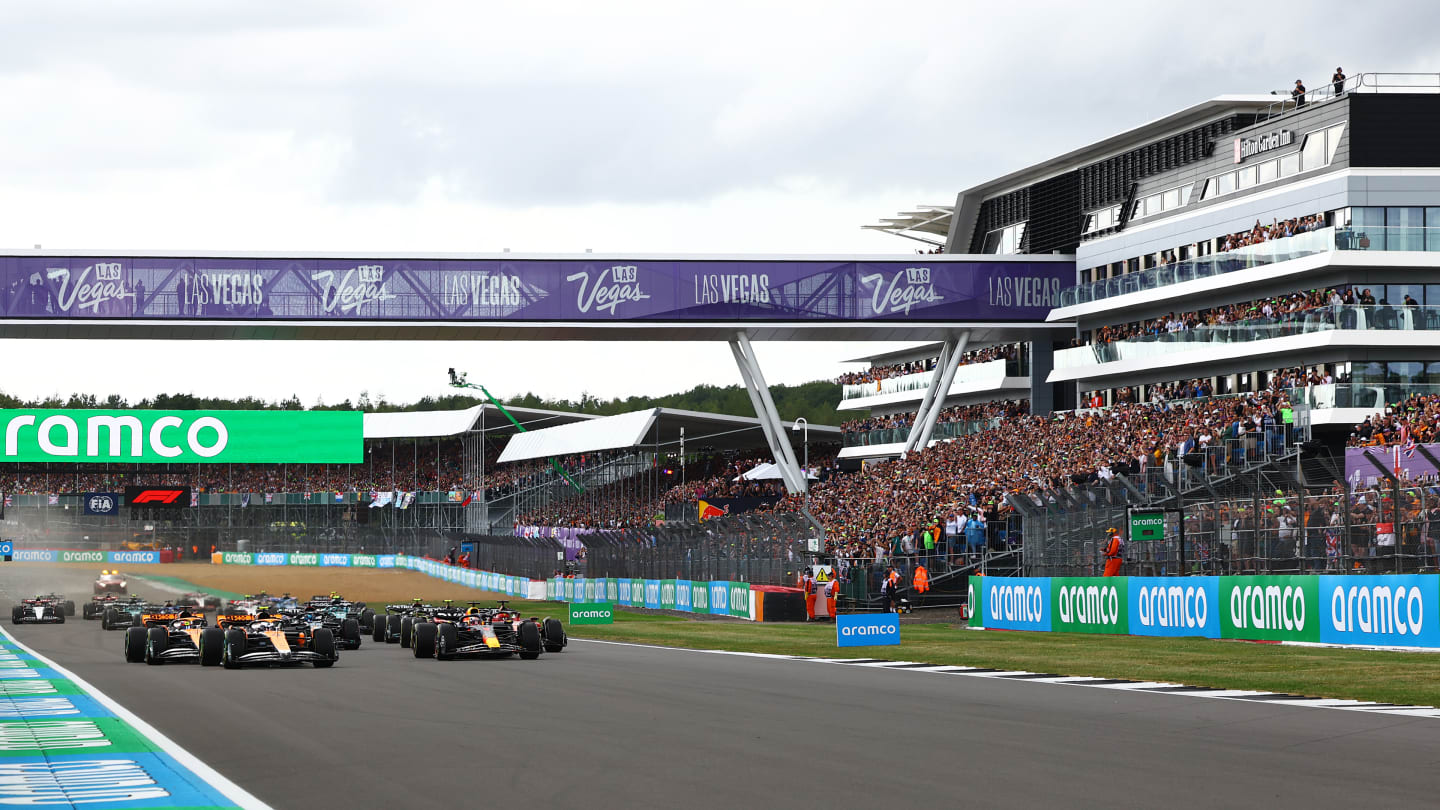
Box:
836;613;901;647
709;581;730;616
0;541;11;556
981;577;1052;632
1128;577;1221;638
81;492;121;515
1319;575;1440;647
644;580;662;610
107;550;159;564
675;580;692;612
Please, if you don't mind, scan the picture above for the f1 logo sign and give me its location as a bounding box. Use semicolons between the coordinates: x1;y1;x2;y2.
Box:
124;486;191;507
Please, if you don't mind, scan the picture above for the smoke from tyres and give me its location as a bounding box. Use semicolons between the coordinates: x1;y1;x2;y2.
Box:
836;613;901;647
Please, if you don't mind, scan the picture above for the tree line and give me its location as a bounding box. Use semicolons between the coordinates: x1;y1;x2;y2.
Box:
0;380;844;426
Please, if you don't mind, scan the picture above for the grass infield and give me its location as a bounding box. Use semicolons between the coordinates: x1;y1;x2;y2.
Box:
561;610;1440;707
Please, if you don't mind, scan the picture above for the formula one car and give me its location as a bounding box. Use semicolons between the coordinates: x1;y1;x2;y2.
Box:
83;594;123;620
101;597;151;630
11;595;71;624
374;600;438;646
94;570;128;595
411;602;565;661
175;592;222;611
122;609;214;665
213;610;338;669
299;604;366;650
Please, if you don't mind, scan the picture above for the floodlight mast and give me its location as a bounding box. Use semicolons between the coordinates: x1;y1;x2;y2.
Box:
447;369;584;493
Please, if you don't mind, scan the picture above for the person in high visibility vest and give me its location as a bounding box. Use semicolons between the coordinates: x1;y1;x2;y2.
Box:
801;571;816;620
1102;528;1124;577
913;564;930;594
823;576;838;619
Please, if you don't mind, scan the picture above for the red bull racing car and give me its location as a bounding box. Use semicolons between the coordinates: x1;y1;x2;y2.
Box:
411;601;566;661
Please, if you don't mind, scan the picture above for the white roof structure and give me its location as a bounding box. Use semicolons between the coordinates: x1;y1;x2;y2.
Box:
498;409;660;464
361;404;591;440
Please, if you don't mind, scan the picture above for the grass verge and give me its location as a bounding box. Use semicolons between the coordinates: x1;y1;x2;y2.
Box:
567;614;1440;707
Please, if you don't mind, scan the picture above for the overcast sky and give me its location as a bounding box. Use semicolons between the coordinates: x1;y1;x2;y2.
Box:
1;1;1435;413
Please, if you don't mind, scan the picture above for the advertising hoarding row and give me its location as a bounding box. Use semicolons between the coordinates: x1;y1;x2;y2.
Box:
0;256;1068;325
969;574;1440;648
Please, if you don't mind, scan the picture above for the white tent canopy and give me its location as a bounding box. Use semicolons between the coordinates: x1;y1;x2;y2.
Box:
362;406;484;439
498;408;659;464
740;462;817;481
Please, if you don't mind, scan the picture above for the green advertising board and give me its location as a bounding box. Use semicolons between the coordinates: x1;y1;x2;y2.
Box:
728;582;750;619
222;552;253;565
60;550;106;563
288;553;319;567
1051;577;1128;634
0;409;362;463
352;554;377;568
691;581;709;613
967;577;984;628
661;580;678;611
1220;575;1319;642
1129;510;1165;542
569;603;615;625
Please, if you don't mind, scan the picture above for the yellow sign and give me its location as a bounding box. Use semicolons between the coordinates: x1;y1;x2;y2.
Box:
814;568;831;583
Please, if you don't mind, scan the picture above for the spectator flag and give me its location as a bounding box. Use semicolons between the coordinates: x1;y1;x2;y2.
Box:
1401;425;1418;459
241;493;251;508
190;491;199;507
369;491;393;508
47;494;59;506
698;500;727;520
459;491;473;507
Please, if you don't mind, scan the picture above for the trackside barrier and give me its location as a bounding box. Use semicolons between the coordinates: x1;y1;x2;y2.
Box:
208;551;542;600
968;574;1440;648
9;549;172;564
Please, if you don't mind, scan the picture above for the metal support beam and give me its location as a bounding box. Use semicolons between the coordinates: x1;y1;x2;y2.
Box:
910;331;971;452
903;338;954;454
729;334;806;495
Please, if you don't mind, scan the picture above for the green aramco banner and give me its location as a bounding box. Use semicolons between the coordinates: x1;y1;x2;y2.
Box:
0;409;362;463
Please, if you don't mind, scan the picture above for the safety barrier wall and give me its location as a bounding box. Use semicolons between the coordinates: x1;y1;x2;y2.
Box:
967;574;1440;648
10;549;169;564
546;576;756;621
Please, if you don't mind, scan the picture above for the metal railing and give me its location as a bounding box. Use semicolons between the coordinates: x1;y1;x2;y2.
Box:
842;417;1004;448
1057;303;1440;370
840;357;1023;401
1259;71;1440;122
574;514;821;586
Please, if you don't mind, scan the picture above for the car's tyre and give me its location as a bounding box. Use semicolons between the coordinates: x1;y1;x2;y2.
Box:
340;618;361;647
55;612;64;624
63;601;75;616
311;628;337;668
124;626;146;663
400;616;414;648
83;603;94;620
518;620;542;660
386;613;402;643
144;626;168;665
103;608;118;630
222;628;247;669
372;615;387;642
542;618;567;652
199;628;224;667
411;622;437;658
10;606;21;624
436;622;459;660
359;609;375;633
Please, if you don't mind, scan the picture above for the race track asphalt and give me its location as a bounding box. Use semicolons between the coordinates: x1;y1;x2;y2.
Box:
3;565;1436;809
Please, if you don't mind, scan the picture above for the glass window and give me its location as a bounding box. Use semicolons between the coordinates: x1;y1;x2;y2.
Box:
1236;166;1257;190
1426;284;1440;306
1386;283;1423;307
1426;362;1440;383
1428;208;1440;251
1354;207;1386;228
1216;172;1235;195
1200;178;1215;200
1326;123;1346;163
1388;207;1424;251
982;230;1002;253
1352;362;1385;384
1163;188;1180;210
1258;159;1279;183
1388;362;1425;384
1300;129;1326;170
1279;152;1300;177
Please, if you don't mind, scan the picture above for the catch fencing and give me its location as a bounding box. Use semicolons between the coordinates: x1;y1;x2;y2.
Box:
573;514;821;587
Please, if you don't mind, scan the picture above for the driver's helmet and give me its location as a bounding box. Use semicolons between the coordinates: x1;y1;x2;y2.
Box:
464;614;486;627
465;607;483;616
170;618;190;630
250;621;274;632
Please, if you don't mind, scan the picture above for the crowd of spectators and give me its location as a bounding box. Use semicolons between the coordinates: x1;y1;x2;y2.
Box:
836;344;1019;387
841;400;1028;437
1082;288;1345;347
1213;213;1328;254
1348;392;1440;447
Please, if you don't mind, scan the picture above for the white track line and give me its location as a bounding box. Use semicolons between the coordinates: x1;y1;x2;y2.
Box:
0;625;274;810
569;638;1440;720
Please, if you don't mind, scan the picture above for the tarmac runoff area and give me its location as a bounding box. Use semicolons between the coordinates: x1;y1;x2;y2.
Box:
2;564;1437;809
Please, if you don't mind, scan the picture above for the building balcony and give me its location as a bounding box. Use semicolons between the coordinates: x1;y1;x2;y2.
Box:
837;359;1027;412
1052;226;1440;322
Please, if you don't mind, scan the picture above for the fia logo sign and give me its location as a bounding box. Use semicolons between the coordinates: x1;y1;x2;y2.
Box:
860;267;943;316
87;495;115;514
565;265;650;315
